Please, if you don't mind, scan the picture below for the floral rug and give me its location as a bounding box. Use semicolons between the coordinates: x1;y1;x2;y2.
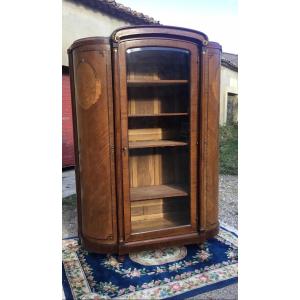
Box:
62;224;238;299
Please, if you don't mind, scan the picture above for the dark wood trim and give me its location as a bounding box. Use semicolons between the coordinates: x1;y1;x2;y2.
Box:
81;223;219;255
127;225;196;243
205;44;221;228
111;25;208;44
208;41;222;50
118;225;218;254
105;45;118;242
81;236;118;254
117;41;131;241
119;233;202;254
117;38;200;242
188;41;199;233
68;37;110;52
199;45;208;231
112;46;125;244
68;50;83;240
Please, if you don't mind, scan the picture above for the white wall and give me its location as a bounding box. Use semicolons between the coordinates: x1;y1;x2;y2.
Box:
220;66;238;125
62;0;132;66
63;1;237;125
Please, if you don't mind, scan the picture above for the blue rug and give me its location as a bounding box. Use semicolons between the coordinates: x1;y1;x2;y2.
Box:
62;224;238;299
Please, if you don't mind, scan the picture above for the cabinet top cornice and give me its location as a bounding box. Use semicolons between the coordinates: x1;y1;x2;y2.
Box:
68;26;222;53
111;25;209;45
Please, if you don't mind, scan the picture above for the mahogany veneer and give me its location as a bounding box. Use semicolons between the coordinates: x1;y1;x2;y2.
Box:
68;25;221;254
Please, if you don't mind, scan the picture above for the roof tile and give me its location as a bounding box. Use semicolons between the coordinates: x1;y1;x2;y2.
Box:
71;0;160;24
221;52;238;71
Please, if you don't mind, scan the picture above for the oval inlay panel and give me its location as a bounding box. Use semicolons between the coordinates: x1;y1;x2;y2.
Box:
129;246;187;266
75;61;101;110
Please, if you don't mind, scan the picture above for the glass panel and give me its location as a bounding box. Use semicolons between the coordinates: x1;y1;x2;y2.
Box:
131;197;190;233
126;47;189;80
128;117;189;145
126;47;191;233
128;85;189;115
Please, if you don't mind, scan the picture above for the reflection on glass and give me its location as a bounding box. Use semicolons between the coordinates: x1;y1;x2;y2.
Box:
126;47;189;80
126;47;191;233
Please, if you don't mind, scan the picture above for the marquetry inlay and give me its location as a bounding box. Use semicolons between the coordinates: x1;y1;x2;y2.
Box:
75;61;101;110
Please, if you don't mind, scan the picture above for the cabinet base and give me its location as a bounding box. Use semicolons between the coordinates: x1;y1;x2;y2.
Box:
80;224;219;255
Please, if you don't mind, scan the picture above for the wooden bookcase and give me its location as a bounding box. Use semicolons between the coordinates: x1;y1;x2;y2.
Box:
68;25;221;254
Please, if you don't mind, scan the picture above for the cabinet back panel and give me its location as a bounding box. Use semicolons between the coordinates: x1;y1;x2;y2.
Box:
128;86;188;115
129;148;188;188
128;118;188;142
131;197;190;233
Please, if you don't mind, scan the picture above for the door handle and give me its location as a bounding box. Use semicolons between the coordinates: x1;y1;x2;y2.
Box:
122;146;128;153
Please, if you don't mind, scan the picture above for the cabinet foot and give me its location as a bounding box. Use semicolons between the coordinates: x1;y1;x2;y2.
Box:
117;255;126;262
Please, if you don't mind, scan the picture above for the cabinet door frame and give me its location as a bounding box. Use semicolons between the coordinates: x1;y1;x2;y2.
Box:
117;38;199;242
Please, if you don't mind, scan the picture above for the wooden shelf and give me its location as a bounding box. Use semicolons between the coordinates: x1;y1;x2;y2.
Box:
129;140;188;149
128;113;188;118
130;184;188;201
127;79;188;86
131;212;190;233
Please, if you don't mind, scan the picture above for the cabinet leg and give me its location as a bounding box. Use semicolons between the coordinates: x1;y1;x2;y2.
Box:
198;242;204;248
117;255;126;262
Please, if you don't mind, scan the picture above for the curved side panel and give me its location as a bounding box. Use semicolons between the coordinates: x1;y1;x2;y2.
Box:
206;43;221;230
81;236;118;254
69;42;117;244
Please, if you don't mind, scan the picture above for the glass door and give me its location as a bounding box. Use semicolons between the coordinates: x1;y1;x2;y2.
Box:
118;40;199;241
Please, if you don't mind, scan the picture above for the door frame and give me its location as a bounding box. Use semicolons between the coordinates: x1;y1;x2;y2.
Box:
117;38;200;242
